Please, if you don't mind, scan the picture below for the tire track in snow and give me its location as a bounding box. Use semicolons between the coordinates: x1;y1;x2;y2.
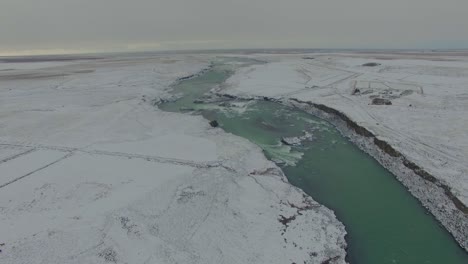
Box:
0;143;222;169
0;148;36;165
0;152;74;189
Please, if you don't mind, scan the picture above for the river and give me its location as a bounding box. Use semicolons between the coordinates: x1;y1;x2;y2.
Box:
158;58;468;264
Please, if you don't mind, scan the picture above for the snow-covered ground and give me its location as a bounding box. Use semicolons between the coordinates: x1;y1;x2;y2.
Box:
222;52;468;248
0;55;346;263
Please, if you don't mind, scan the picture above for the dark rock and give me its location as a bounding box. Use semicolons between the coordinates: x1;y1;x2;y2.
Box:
374;137;401;157
402;159;468;213
403;159;437;182
400;90;414;96
209;120;219;127
371;98;392;105
278;214;296;227
351;88;360;95
362;62;381;67
177;74;195;81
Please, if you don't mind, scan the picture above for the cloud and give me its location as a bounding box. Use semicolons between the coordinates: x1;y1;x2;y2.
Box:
1;0;467;55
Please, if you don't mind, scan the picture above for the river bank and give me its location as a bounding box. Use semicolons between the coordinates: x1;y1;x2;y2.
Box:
287;98;468;250
212;89;468;251
160;57;468;263
219;53;468;252
209;89;468;253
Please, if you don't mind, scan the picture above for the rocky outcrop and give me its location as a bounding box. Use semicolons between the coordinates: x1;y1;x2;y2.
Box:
371;98;392;105
310;103;374;137
362;62;381;67
374;137;400;157
209;120;219;127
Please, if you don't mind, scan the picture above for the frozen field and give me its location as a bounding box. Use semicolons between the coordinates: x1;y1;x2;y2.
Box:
0;55;346;264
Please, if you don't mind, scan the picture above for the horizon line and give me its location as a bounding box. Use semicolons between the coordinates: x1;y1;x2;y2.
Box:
1;47;468;58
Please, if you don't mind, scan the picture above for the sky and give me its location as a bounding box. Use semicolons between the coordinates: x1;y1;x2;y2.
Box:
1;0;468;55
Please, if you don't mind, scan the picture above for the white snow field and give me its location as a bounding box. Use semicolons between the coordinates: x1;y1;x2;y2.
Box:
0;55;346;264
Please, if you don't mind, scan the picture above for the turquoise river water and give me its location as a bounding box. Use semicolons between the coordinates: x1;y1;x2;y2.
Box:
159;58;468;264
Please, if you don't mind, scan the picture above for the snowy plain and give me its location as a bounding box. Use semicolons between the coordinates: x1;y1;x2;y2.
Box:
0;54;347;264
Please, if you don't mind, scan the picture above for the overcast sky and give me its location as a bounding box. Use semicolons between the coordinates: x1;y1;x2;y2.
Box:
1;0;467;55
